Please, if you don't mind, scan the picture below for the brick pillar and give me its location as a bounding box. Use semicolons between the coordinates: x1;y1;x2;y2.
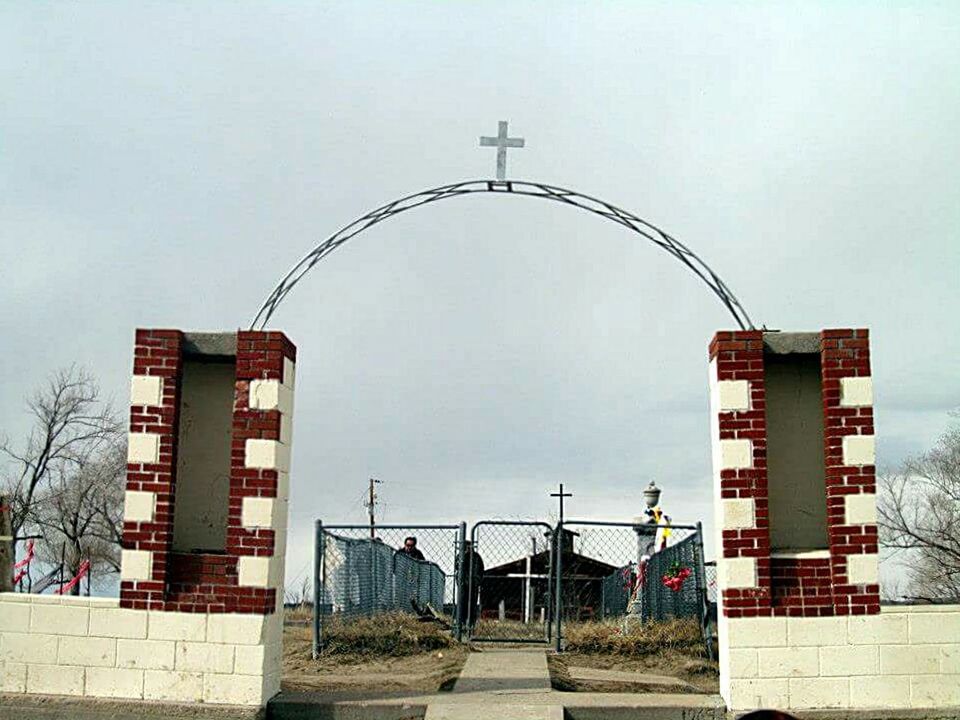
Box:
120;329;296;615
821;328;880;615
120;329;184;610
709;330;772;618
227;331;296;614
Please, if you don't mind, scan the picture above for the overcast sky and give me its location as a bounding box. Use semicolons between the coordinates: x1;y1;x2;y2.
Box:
2;2;958;589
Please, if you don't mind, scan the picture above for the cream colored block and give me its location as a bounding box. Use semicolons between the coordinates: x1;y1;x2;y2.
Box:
206;613;267;645
820;645;879;676
244;438;289;471
143;669;203;702
241;496;276;529
0;662;26;693
787;616;848;647
204;672;267;705
0;603;30;632
30;604;89;636
844;493;878;525
757;647;819;678
720;439;752;469
175;641;234;673
727;616;788;648
85;666;143;699
721;498;755;530
941;645;960;673
282;356;296;389
717;379;750;411
911;675;960;706
123;490;156;523
234;644;267;675
127;432;160;464
849;675;910;709
718;557;757;589
840;376;873;407
279;412;293;446
117;638;175;670
0;633;58;663
849;612;908;645
58;636;116;667
909;610;960;644
847;553;879;585
120;549;153;581
0;593;30;603
248;379;294;415
789;677;850;709
727;678;789;711
238;556;271;588
728;649;758;678
148;611;206;642
130;375;163;406
881;645;940;675
60;596;119;608
26;664;84;696
277;471;291;502
89;607;148;639
842;435;876;466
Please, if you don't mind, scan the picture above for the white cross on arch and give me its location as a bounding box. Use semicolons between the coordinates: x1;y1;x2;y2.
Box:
479;120;525;180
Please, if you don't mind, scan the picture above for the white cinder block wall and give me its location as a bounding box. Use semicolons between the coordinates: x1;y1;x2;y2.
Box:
0;594;283;705
725;606;960;711
0;330;296;708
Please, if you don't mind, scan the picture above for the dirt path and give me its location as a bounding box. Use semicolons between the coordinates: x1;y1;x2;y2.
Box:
548;651;719;694
282;624;469;697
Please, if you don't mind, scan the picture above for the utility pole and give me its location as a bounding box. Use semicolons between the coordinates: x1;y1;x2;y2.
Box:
366;478;382;539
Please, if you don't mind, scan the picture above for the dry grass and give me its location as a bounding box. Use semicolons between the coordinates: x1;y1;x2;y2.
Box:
553;618;718;694
562;618;707;657
312;612;457;657
282;615;468;696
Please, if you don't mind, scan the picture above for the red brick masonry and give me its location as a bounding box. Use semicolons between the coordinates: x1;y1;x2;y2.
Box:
711;329;879;619
121;329;296;614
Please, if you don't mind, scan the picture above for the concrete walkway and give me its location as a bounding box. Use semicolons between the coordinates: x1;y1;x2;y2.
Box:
269;647;724;720
268;646;725;720
423;648;560;719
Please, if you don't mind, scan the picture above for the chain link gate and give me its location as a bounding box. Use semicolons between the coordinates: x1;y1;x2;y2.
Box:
553;520;711;655
466;521;554;643
311;517;712;656
312;522;465;656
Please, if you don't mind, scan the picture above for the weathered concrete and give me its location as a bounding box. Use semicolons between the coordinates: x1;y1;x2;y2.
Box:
449;648;553;694
762;331;821;355
567;667;698;692
0;693;264;719
172;359;236;553
268;648;725;720
764;352;829;550
182;332;237;358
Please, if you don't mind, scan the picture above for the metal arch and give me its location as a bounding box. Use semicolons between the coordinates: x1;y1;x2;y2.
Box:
250;180;756;330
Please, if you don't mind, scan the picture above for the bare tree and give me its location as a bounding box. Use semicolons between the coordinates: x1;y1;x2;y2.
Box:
0;366;123;587
878;423;960;601
33;440;126;593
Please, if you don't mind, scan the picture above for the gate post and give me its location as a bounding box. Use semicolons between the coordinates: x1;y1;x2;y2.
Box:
455;522;466;642
554;522;563;652
313;519;324;658
695;521;713;660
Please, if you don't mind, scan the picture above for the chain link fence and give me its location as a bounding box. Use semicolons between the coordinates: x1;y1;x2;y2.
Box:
555;520;709;652
312;518;710;656
313;523;463;654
